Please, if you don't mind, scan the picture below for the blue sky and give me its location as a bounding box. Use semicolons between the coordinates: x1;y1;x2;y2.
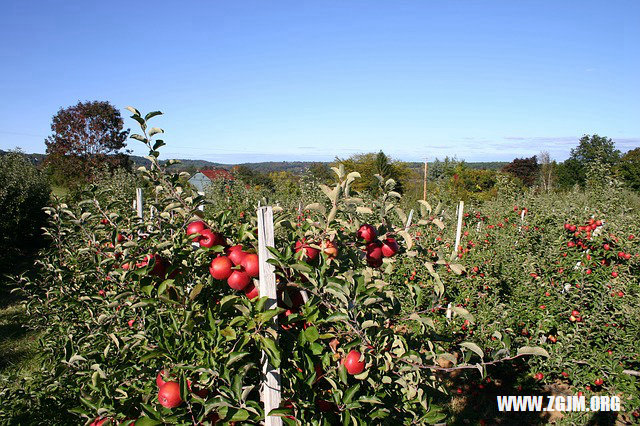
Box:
0;1;638;163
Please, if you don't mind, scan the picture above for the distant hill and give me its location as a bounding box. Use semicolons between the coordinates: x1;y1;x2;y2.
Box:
2;150;508;174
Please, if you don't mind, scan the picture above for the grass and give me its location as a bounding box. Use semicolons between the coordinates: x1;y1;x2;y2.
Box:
0;289;40;380
51;185;69;198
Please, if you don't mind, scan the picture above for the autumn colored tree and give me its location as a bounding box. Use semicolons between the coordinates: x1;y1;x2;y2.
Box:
501;155;540;187
44;101;130;186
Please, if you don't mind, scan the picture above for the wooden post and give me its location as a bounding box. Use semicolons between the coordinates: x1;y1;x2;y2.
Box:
423;159;428;200
198;191;205;212
454;201;464;253
136;188;144;219
405;209;414;231
257;206;282;426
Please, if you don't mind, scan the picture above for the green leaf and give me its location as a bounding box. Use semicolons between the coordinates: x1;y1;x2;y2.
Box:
338;363;348;384
144;110;163;121
460;342;484;359
152;139;166;150
304;326;320;343
517;346;550;357
140;350;167;362
325;312;349;322
343;383;360;404
260;336;281;368
134;417;162;426
126;106;141;116
226;351;250;366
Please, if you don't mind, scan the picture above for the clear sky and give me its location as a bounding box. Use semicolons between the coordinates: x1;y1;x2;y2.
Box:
0;1;638;163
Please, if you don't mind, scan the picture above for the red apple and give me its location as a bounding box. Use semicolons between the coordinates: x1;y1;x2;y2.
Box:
227;270;250;290
381;237;399;257
357;224;377;243
186;220;208;238
295;240;319;260
241;253;260;277
158;381;182;408
343;350;365;375
199;229;226;248
226;245;246;265
209;256;233;280
156;369;175;388
244;283;259;300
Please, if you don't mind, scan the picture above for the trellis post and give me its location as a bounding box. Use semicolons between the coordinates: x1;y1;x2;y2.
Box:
454;200;464;253
257;206;282;426
136;188;144;219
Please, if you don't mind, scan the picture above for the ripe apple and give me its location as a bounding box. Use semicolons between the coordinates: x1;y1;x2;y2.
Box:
534;372;543;381
603;243;610;250
149;255;167;278
295;240;319;260
227;270;251;290
594;378;604;386
199;230;226;248
357;224;377;243
381;238;399;257
158;381;182;408
209;256;233;280
90;418;109;426
343;350;365;375
156;369;175;388
226;245;246;265
365;242;383;267
186;220;208;238
567;241;575;248
611;271;618;278
321;240;338;258
241;253;260;277
244;283;259;300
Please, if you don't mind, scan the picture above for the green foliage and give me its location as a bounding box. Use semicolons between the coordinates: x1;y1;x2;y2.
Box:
559;134;621;188
0;151;51;274
335;151;415;194
617;148;640;191
231;165;274;189
4;111;638;424
1;109;551;425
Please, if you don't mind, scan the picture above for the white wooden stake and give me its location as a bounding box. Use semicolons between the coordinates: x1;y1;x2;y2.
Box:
136;188;144;219
454;201;464;252
257;206;282;426
405;209;414;231
198;191;205;212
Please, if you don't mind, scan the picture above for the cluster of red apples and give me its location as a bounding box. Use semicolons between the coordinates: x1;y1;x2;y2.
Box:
186;220;259;299
356;224;399;267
